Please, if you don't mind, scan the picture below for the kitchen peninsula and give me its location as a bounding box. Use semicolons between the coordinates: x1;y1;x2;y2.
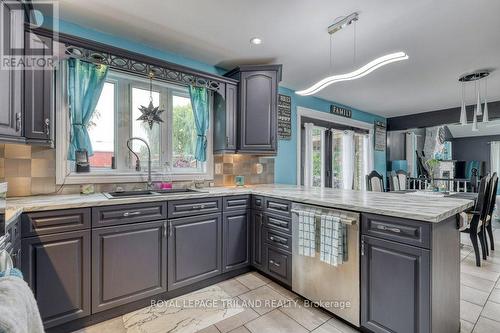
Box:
7;185;473;333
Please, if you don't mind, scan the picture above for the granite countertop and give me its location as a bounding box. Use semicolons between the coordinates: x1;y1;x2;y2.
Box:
5;184;474;223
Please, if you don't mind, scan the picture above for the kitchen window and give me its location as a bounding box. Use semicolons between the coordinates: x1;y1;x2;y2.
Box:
56;67;213;184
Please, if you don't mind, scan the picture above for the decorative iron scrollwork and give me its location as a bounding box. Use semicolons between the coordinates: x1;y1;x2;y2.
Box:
64;44;224;92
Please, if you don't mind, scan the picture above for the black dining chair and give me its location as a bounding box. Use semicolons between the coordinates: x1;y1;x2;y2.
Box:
484;173;498;252
366;170;384;192
461;174;491;266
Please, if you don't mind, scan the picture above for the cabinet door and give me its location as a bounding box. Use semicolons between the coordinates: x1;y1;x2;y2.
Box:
92;221;167;313
24;32;53;142
168;213;222;290
239;71;277;153
0;1;23;138
361;235;430;333
21;230;91;328
225;83;237;150
251;210;265;271
223;210;250;272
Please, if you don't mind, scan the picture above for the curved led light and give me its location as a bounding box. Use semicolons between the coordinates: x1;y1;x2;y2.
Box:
296;52;409;96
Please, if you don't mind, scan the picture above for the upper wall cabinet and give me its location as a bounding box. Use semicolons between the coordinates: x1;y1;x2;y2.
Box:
214;82;237;153
224;64;282;155
24;32;54;143
0;0;24;140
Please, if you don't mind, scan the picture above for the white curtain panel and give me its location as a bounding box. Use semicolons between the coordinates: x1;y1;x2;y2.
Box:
405;132;417;177
303;123;315;187
362;134;374;191
342;130;355;190
492;141;500;176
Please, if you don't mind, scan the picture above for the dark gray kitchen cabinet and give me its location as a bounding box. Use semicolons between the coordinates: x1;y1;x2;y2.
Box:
251;210;266;271
361;235;431;333
222;210;250;272
92;221;167;313
24;32;54;143
225;65;282;155
214;82;237;153
0;0;24;140
21;230;91;328
168;213;222;290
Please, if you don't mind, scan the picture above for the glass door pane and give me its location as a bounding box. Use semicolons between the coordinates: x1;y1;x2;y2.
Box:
312;127;324;187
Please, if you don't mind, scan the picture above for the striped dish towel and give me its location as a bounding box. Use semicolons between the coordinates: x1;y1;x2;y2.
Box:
320;214;346;267
298;209;316;257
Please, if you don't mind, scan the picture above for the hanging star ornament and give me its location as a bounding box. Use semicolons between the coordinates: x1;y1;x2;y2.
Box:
137;100;164;129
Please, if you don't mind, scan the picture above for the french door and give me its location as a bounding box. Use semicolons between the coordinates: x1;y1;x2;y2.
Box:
302;121;373;190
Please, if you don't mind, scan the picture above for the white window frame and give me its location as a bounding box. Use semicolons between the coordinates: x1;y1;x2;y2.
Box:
296;106;374;186
55;64;213;185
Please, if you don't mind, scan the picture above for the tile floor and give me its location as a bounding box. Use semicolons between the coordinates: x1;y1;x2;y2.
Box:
74;221;500;333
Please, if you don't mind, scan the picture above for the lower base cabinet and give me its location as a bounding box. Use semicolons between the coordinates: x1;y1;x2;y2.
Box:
250;210;265;270
168;213;222;290
92;221;167;312
361;235;430;333
21;230;91;329
222;210;250;272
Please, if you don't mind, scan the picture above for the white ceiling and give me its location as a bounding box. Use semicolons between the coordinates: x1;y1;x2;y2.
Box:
55;0;500;118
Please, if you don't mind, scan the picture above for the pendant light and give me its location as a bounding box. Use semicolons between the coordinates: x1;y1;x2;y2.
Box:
459;82;467;125
296;13;409;96
458;70;491;128
483;77;489;122
475;81;482;116
472;107;479;132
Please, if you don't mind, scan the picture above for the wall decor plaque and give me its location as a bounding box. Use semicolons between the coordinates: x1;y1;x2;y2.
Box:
374;121;387;151
278;94;292;140
330;105;352;118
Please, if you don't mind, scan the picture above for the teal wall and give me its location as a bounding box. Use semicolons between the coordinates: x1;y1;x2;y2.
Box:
51;18;386;185
276;87;386;184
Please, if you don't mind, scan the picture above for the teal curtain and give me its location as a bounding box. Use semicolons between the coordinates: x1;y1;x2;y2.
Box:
189;85;209;162
67;58;109;160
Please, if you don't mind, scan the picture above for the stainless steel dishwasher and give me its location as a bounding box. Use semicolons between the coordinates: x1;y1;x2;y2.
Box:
291;203;360;327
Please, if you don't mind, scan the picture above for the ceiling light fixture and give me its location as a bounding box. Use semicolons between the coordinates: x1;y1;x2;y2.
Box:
250;37;262;45
458;70;491;128
296;52;409;96
296;13;408;96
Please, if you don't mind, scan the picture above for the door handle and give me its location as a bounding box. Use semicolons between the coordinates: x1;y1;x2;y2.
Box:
44;118;50;136
269;259;281;267
15;113;21;132
163;221;167;238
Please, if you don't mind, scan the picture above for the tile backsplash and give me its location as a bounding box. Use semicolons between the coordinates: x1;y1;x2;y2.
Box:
0;144;275;197
213;154;274;186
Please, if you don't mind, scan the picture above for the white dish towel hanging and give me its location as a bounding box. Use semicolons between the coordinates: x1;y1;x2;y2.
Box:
320;214;345;266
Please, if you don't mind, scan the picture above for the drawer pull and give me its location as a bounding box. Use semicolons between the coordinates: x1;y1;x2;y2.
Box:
269;259;281;267
123;211;142;217
268;219;288;228
268;202;288;211
376;224;401;233
192;204;206;210
269;235;287;245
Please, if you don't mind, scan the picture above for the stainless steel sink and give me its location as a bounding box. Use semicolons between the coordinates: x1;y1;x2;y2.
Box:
104;188;200;199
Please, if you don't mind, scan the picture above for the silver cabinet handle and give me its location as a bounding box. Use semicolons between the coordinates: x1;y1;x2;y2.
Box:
269;259;280;267
163;221;167;238
44;118;50;136
15;113;21;132
361;240;365;256
269;235;287;245
192;204;206;210
376;224;401;233
123;211;141;217
169;221;173;237
226;136;229;145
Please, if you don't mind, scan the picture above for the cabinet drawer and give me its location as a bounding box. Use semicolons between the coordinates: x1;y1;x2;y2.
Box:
92;202;167;227
264;197;291;217
362;213;431;249
168;198;221;218
252;196;264;210
266;246;292;286
264;213;291;235
265;228;292;253
223;195;250;211
22;208;91;237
